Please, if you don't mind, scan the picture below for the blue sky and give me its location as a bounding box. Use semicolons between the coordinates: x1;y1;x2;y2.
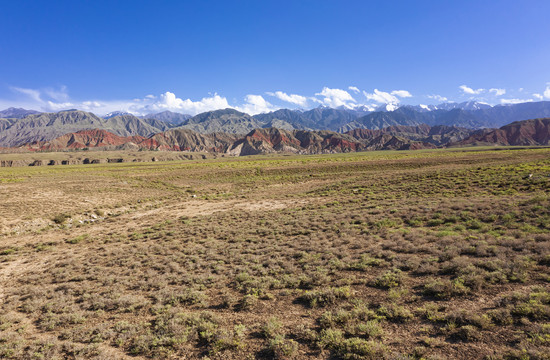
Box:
1;0;549;115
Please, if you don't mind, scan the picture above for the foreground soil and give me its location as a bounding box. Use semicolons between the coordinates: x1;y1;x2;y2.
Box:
0;148;549;359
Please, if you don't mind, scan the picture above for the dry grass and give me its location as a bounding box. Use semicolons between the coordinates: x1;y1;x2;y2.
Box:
0;148;549;359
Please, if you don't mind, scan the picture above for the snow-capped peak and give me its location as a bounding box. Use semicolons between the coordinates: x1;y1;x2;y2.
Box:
103;111;131;119
375;103;399;112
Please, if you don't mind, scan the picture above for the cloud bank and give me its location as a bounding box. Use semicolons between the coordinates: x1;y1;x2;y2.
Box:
266;91;308;107
2;82;548;117
315;87;357;108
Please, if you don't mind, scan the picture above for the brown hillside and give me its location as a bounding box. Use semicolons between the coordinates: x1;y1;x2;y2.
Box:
454;118;550;146
141;129;239;152
26;129;146;151
16;127;437;156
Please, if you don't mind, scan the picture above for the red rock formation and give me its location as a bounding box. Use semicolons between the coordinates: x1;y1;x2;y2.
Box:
26;129;146;151
454;118;550;146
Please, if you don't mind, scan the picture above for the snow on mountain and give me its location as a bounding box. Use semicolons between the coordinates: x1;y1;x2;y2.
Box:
437;101;492;111
103;111;132;119
375;103;399;112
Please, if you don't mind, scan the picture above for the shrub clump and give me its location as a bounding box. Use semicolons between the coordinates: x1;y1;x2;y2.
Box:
371;269;404;289
423;278;469;299
300;286;353;308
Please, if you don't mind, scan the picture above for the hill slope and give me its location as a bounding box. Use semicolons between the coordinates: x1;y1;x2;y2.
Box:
177;108;266;134
453;118;550;146
141;129;239;152
26;129;147;151
345;124;474;146
0;110;173;147
21;126;435;155
226;128;434;156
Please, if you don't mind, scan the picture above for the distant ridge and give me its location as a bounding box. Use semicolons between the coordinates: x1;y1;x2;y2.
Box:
343;101;550;130
142;111;192;126
0;107;41;119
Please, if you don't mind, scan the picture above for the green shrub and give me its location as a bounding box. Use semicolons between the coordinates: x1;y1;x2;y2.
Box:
262;317;284;339
65;234;89;244
266;335;299;359
423;278;469;299
52;213;70;224
300;286;353;308
377;304;413;323
372;269;404;289
336;337;388;360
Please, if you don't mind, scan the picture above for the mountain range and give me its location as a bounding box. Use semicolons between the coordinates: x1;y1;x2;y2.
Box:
23;127;438;155
1;101;550;149
0;110;177;147
9;117;550;160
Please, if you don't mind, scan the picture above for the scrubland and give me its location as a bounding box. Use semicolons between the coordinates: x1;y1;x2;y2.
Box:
0;148;549;359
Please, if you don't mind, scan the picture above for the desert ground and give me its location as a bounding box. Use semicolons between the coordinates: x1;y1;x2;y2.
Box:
0;148;549;359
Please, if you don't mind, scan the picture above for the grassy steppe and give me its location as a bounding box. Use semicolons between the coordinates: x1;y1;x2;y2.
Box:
0;148;549;359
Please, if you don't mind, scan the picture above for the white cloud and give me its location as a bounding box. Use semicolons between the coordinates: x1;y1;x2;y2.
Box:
11;87;42;102
544;85;550;99
390;90;412;98
81;101;103;109
533;93;543;100
459;85;485;95
3;86;254;115
44;85;69;102
363;89;399;104
315;87;356;108
141;91;231;115
308;96;323;104
267;91;308;107
427;94;448;102
362;89;412;105
236;94;276;115
46;101;74;110
500;98;534;105
348;86;360;93
489;88;506;96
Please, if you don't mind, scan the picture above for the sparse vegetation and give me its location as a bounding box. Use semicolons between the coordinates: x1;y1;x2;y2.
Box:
0;147;549;359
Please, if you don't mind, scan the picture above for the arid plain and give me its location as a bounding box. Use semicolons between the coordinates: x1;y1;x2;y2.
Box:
0;148;549;359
